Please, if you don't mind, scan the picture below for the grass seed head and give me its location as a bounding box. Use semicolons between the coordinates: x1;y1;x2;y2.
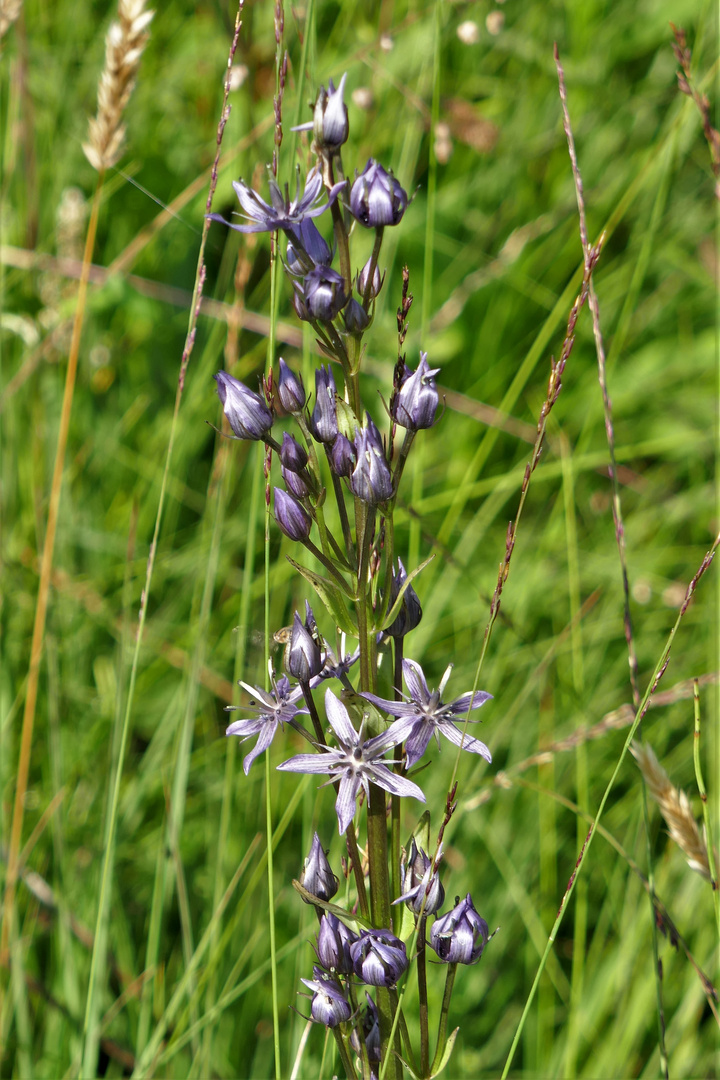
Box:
83;0;154;172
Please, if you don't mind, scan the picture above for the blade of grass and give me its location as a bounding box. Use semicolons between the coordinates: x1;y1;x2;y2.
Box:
80;12;244;1072
500;534;719;1078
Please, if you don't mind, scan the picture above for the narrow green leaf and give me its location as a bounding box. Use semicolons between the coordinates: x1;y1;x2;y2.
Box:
430;1027;459;1078
291;880;373;927
287;557;357;632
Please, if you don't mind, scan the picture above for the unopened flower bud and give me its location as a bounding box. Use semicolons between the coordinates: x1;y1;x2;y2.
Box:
304;266;348;322
350;928;408;987
394;839;444;915
343;298;371;334
350;993;381;1066
278;359;306;413
300;832;338;902
311;366;339;443
357;257;383;300
286;219;333;274
350;160;408;228
215;371;273;441
279;431;308;472
313;73;349;150
293;286;312;322
329;433;355;477
282;465;311;498
316;913;358;974
301;966;352;1027
274;488;312;542
393;352;440;430
350;417;393;504
385;558;422;638
287;607;322;681
429;893;489;965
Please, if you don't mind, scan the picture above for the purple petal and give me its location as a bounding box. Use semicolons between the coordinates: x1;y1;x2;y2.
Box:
440;723;492;762
232;181;273;216
403;659;431;704
324;689;358;748
277;751;339;774
335;774;360;834
205;212;271;234
447;691;493;715
360;692;417;719
364;716;417;755
404;723;434;768
367;764;426;802
226;717;264;738
242;723;276;775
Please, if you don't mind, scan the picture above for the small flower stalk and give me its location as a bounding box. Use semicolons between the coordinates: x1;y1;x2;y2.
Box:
210;72;494;1078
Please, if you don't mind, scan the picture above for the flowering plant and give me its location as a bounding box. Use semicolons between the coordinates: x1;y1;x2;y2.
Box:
210;72;494;1079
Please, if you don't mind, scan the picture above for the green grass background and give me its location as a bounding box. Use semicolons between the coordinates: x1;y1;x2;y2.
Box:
0;0;717;1076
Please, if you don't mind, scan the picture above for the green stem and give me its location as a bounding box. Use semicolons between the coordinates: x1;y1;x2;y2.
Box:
347;980;372;1080
416;918;429;1078
329;183;352;292
391;429;416;502
390;636;404;934
693;680;720;939
430;963;457;1076
361;227;384;312
325;446;356;567
300;682;370;922
302;536;352;593
335;1022;359;1080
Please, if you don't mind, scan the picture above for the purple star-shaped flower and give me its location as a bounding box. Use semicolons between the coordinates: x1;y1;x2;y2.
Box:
208;166;344;237
277;688;425;834
226;669;308;775
361;658;492;768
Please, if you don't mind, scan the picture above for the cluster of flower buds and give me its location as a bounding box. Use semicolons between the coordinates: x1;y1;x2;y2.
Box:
298;831;491;1038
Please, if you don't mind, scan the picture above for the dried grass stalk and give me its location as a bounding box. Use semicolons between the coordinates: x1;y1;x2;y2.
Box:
0;0;22;40
83;0;154;172
631;740;711;880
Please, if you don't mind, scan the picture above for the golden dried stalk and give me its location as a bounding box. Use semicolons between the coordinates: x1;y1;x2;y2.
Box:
0;0;22;40
83;0;154;173
631;740;711;880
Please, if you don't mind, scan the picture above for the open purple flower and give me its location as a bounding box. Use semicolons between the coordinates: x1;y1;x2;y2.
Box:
208;166;343;237
360;658;492;768
226;671;308;775
277;688;425;834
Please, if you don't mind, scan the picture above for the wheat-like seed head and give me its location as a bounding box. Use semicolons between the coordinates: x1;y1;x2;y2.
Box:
0;0;23;41
630;740;711;880
83;0;154;173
